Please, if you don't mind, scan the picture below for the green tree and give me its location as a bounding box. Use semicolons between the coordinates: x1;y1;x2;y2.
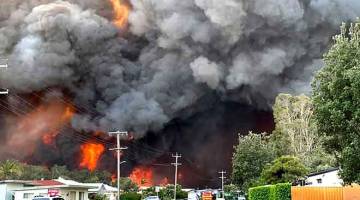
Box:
159;185;187;200
232;132;274;191
271;93;335;171
312;20;360;184
20;164;51;180
0;160;22;180
119;177;139;192
141;187;157;198
260;156;308;184
224;184;239;193
50;165;71;179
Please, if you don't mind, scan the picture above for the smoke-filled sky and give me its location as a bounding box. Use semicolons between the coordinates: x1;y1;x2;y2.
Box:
0;0;359;185
1;0;359;137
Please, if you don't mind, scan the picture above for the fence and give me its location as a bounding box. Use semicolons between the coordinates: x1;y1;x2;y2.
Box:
291;186;360;200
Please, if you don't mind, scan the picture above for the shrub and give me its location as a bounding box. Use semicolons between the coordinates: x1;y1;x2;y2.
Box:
248;183;291;200
120;192;142;200
274;183;291;200
249;185;271;200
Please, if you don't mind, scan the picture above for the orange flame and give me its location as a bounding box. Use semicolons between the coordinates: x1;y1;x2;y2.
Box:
79;142;105;171
129;166;154;187
6;100;75;156
109;0;130;28
42;132;58;145
111;174;117;183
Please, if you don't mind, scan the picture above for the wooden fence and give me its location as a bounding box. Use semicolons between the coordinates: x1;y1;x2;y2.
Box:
291;186;360;200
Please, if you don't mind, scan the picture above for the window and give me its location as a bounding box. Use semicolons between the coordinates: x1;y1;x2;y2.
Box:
317;178;322;184
70;192;76;200
23;193;34;199
79;192;84;200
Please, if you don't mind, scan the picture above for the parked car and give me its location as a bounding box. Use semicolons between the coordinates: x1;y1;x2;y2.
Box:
32;195;65;200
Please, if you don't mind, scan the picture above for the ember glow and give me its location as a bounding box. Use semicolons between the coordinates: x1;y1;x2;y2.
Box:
109;0;130;28
159;177;169;186
79;142;105;171
5;99;75;156
111;174;117;183
129;166;154;187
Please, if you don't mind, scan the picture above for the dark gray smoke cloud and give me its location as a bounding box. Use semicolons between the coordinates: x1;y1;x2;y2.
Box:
0;0;359;138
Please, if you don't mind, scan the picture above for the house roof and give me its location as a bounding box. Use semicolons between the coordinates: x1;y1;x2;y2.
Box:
85;183;117;192
0;180;32;184
308;168;339;177
31;180;64;186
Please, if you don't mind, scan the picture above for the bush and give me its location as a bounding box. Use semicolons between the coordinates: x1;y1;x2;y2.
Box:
120;192;142;200
249;185;271;200
248;183;291;200
274;183;291;200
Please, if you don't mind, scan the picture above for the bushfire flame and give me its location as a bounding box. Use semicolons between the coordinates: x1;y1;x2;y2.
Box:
6;99;75;156
129;166;154;187
79;142;105;171
109;0;130;28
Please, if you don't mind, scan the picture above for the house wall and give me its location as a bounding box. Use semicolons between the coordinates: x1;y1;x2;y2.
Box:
0;183;27;200
14;188;89;200
0;185;7;200
306;170;343;186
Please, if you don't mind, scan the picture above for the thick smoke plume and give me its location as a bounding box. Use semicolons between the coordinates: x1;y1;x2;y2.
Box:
1;0;359;137
0;0;359;184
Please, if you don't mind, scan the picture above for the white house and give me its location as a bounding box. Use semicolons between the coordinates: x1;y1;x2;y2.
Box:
85;183;117;200
0;180;33;200
12;179;93;200
305;168;343;186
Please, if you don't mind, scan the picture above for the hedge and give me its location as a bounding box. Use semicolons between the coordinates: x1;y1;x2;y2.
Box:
274;183;291;200
249;185;272;200
120;192;142;200
248;183;291;200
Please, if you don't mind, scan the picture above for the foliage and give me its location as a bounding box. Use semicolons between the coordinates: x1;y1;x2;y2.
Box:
119;177;139;192
0;160;112;184
120;193;141;200
249;185;271;200
89;194;107;200
271;93;335;171
158;185;187;200
273;183;291;200
260;156;308;185
141;187;157;199
312;20;360;184
50;165;71;179
20;164;51;180
232;132;275;191
224;184;239;193
0;160;22;180
66;169;112;184
248;183;291;200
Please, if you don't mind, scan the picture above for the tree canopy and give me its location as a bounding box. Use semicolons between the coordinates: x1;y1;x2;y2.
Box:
232;132;274;191
260;156;308;185
271;93;335;171
312;20;360;184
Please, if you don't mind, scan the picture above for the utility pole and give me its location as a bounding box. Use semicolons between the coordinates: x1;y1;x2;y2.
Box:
109;131;128;200
172;152;181;200
219;171;226;198
0;59;8;95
